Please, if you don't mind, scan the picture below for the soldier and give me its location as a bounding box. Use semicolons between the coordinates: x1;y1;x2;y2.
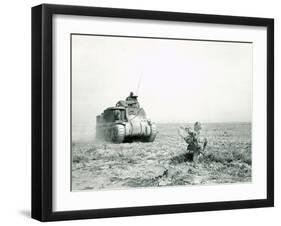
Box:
125;92;140;109
179;122;207;163
126;92;137;101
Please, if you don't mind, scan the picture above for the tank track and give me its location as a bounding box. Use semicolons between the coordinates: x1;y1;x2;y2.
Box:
110;124;125;143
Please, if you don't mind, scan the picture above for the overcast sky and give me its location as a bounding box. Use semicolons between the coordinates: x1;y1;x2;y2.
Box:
72;34;252;138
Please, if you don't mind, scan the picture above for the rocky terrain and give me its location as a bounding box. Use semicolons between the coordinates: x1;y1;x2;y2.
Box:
72;123;251;191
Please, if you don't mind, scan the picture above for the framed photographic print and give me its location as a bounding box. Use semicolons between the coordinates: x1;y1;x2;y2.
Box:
32;4;274;221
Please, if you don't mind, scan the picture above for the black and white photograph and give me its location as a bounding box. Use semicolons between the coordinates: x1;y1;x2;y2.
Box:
71;34;252;191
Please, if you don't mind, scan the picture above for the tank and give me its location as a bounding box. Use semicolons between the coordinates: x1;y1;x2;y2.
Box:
96;92;157;143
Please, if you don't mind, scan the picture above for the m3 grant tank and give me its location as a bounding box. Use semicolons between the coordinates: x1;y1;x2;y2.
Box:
96;92;157;143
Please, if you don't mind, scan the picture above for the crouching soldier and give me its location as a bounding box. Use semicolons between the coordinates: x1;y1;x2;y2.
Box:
179;122;208;163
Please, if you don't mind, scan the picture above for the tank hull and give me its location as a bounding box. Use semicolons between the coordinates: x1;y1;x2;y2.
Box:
96;118;157;143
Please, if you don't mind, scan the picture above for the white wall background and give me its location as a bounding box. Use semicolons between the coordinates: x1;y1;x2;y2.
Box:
0;0;279;225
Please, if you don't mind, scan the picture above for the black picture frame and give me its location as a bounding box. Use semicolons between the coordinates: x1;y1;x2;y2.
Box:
32;3;274;222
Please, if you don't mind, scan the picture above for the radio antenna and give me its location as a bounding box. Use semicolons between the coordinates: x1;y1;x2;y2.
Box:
136;72;143;96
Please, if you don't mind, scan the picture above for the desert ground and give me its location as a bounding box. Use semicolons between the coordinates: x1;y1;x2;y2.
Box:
72;123;251;191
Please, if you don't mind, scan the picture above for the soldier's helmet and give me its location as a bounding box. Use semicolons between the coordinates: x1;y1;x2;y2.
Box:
194;122;202;132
